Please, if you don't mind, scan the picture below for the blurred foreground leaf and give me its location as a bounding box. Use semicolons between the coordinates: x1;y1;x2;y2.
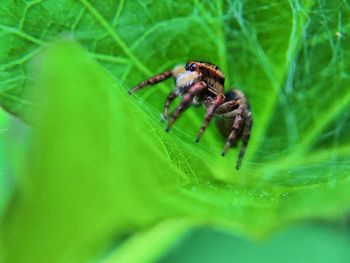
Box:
2;42;196;262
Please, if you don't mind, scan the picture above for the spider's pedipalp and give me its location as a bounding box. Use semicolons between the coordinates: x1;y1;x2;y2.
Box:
166;81;206;132
128;71;172;94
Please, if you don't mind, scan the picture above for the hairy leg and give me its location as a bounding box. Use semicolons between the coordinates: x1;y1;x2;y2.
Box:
221;102;245;156
162;91;178;121
128;71;172;94
236;113;253;170
216;100;240;115
166;81;206;132
195;95;224;142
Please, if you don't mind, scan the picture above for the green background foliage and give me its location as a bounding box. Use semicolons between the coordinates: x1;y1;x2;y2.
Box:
160;224;350;263
0;0;350;262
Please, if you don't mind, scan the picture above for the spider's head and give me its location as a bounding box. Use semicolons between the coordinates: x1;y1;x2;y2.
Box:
185;62;198;72
172;64;200;89
185;61;225;83
184;61;225;96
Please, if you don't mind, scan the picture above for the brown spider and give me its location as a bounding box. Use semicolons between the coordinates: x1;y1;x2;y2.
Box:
128;61;253;170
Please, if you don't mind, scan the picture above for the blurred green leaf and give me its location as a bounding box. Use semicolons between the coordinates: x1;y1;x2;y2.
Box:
1;0;350;262
0;110;10;212
2;42;196;262
101;219;193;263
160;224;350;263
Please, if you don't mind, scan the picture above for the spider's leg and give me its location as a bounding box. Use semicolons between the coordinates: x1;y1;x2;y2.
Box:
162;91;178;121
215;99;241;139
166;81;206;132
128;71;172;94
221;126;240;156
236;112;253;170
195;95;224;142
216;100;240;114
221;101;245;156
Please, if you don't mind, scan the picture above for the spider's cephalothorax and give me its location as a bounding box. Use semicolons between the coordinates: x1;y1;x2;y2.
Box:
128;61;253;170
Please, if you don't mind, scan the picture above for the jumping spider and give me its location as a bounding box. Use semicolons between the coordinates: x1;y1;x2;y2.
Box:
128;61;253;170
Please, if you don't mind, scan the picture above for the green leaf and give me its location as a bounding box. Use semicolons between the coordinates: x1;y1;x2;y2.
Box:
161;224;350;263
2;42;194;262
100;219;194;263
0;110;11;213
1;1;350;262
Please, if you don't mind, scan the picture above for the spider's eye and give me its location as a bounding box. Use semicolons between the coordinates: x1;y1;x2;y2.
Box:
189;63;197;71
185;64;190;70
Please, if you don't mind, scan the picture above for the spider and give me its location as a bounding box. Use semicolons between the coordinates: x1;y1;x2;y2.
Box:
128;61;253;170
